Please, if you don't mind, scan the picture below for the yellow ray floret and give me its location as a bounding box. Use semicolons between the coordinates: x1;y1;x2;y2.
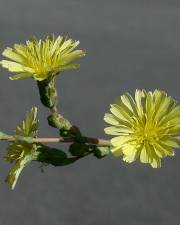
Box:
104;90;180;168
0;35;86;81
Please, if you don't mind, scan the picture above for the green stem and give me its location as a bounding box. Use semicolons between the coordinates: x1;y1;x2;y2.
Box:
37;76;72;130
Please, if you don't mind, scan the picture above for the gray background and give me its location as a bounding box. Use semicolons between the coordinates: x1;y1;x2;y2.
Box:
0;0;180;224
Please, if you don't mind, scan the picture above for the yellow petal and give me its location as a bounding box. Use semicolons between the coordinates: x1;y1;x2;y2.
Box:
10;72;33;80
111;146;123;157
1;60;25;72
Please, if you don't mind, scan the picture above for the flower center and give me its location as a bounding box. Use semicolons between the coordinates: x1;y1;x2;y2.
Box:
134;120;160;144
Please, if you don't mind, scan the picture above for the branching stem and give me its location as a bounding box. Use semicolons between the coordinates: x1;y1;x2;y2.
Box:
0;135;111;146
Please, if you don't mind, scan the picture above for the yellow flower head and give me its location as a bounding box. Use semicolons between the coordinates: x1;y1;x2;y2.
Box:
0;35;85;81
5;107;39;189
104;90;180;168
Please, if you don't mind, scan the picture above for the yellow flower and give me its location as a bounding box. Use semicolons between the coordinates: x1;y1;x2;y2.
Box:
104;90;180;168
0;35;85;81
5;107;39;189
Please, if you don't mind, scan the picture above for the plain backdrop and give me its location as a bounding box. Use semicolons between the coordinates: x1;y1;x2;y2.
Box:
0;0;180;225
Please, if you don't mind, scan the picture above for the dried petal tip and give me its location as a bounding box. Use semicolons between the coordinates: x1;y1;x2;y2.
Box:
104;90;180;168
0;35;86;81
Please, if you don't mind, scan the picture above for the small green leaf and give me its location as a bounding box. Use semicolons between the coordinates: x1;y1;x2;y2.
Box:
93;146;111;158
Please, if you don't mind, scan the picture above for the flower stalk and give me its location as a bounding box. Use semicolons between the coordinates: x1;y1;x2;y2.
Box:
0;134;111;146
